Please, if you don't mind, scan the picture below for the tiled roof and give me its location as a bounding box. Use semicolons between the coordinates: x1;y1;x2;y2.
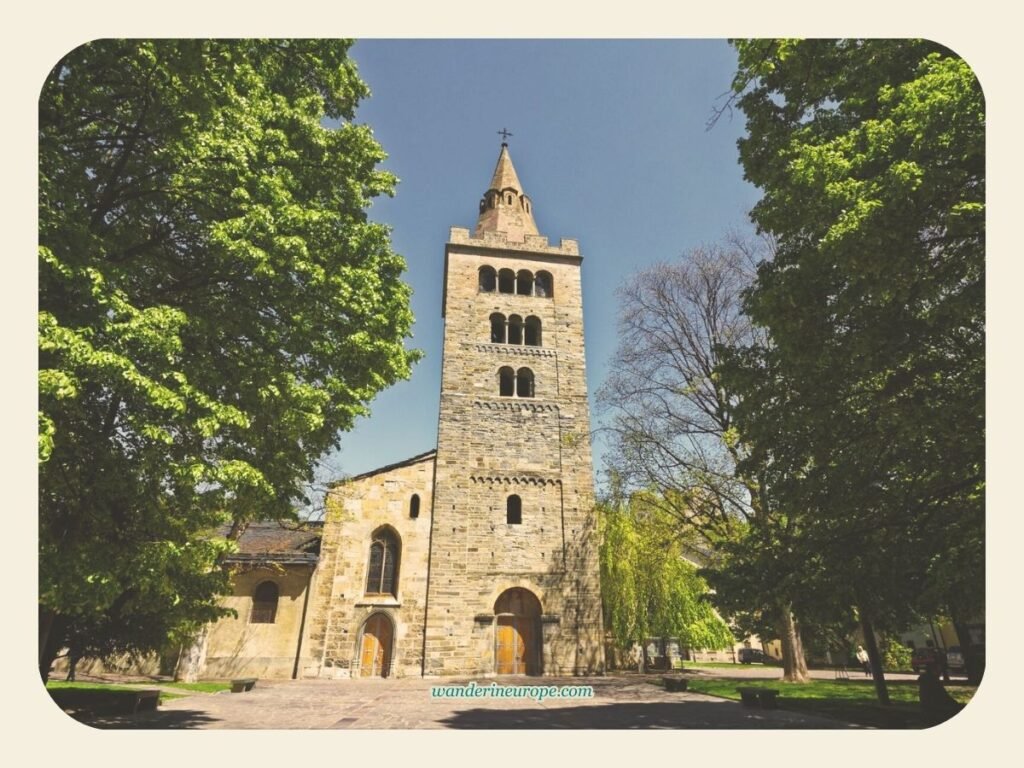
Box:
221;521;322;565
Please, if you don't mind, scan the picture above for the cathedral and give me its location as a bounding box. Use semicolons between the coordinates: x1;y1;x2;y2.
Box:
199;142;606;679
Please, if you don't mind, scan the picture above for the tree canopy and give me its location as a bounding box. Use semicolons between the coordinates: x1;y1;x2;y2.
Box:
599;239;812;680
599;491;733;656
38;39;418;677
719;39;984;691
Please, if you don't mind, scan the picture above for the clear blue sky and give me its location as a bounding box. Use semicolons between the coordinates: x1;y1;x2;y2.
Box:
328;39;762;486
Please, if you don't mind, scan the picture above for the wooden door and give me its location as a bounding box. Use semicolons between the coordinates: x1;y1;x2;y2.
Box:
496;617;516;674
496;616;536;675
359;614;393;678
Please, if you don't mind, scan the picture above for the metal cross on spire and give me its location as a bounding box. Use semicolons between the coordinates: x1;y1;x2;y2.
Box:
497;127;513;144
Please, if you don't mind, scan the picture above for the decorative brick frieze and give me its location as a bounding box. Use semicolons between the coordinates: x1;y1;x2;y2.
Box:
471;343;558;358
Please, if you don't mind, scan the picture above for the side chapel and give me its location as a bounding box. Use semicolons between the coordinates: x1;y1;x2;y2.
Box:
202;141;606;678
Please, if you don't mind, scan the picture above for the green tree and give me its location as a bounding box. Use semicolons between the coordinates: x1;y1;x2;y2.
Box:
38;39;418;680
599;491;733;665
719;39;984;702
599;239;812;681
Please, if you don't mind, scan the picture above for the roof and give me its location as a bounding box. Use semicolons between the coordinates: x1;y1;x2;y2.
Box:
487;143;525;194
221;520;322;565
475;143;539;241
333;449;437;485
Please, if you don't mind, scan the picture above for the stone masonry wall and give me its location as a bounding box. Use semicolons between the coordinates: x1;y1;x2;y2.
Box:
424;228;605;677
303;454;435;678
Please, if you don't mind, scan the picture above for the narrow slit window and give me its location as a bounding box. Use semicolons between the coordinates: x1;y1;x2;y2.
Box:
409;494;420;519
507;494;522;525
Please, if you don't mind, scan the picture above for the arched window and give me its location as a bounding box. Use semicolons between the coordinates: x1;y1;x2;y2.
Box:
490;313;506;344
516;270;534;296
506;193;513;204
479;266;497;293
534;271;553;298
507;494;522;525
507;314;523;345
516;368;534;398
498;269;515;294
365;529;400;596
499;366;515;397
251;581;279;624
507;495;524;528
409;494;420;519
524;316;542;347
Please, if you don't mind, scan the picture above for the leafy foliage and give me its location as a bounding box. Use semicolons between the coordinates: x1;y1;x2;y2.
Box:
599;492;733;653
38;40;418;673
882;640;912;673
720;40;984;641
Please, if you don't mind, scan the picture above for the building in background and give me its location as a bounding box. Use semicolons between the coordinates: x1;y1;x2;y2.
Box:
201;141;606;678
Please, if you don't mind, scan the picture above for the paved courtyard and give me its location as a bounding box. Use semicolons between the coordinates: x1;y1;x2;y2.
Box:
73;672;861;729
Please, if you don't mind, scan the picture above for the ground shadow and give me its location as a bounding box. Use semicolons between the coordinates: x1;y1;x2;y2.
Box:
436;700;860;730
69;708;222;730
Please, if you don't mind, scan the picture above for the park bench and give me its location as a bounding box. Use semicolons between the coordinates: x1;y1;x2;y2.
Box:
231;678;258;693
737;687;779;709
132;689;161;713
663;677;689;692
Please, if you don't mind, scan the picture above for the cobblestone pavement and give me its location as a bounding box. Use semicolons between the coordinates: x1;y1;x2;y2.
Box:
74;673;860;730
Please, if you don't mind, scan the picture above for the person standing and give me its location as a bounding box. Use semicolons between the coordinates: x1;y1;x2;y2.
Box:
856;645;871;676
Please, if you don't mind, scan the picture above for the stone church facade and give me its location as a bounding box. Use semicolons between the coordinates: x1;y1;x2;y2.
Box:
202;143;605;679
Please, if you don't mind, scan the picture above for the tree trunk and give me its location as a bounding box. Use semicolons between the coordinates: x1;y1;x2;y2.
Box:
858;611;890;705
174;624;209;683
66;652;79;682
39;608;65;683
777;606;810;683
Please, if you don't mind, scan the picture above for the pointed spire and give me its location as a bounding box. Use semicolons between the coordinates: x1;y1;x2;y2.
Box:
488;144;524;196
475;141;539;242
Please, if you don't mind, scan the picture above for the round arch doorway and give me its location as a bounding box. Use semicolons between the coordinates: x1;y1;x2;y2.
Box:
494;588;542;676
358;613;394;678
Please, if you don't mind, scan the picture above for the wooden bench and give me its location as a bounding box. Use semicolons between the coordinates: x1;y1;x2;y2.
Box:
663;677;689;692
132;689;161;713
231;678;258;693
737;687;779;709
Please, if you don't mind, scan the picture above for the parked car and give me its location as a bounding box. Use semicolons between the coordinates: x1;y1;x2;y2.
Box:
738;648;765;664
911;646;947;674
945;645;965;672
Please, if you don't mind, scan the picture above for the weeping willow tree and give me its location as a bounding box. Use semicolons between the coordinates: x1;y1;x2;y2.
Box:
599;491;733;666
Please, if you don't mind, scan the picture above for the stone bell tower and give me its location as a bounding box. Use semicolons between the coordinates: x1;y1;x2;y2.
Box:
422;141;605;676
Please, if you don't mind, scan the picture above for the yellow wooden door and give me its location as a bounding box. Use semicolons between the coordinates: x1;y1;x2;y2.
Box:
359;614;392;677
496;617;516;674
